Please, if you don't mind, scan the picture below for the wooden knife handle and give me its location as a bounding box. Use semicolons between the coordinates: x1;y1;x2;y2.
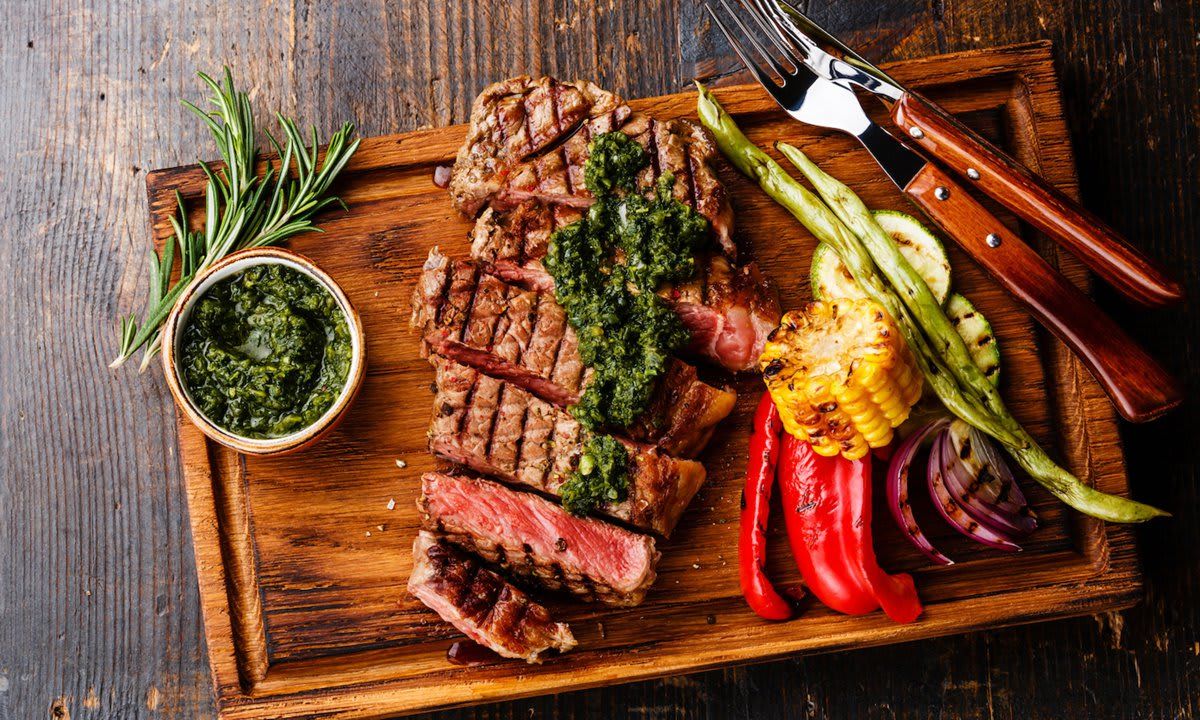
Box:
894;92;1184;308
904;163;1181;423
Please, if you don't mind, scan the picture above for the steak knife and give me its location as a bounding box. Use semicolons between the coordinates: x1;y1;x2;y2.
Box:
706;0;1182;422
769;0;1184;308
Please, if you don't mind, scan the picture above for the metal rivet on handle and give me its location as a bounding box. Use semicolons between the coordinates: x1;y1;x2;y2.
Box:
966;168;981;180
934;186;950;200
986;233;1001;247
908;126;924;139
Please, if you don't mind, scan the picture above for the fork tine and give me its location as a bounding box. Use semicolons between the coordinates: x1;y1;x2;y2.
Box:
715;0;792;78
755;0;820;61
704;2;781;90
742;0;805;71
712;0;789;79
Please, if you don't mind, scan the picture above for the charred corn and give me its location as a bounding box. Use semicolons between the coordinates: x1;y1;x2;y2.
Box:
759;299;922;460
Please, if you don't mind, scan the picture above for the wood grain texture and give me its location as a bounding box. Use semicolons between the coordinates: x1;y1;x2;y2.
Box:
147;44;1134;719
1;1;1196;719
903;160;1182;422
893;92;1185;307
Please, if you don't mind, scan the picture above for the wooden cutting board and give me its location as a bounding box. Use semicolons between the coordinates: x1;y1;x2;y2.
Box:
146;42;1139;720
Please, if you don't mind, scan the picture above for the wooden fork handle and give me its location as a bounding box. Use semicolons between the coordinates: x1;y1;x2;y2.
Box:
904;163;1182;423
894;92;1184;308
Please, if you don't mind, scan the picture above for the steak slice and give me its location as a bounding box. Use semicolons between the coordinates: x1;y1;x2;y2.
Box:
663;254;781;374
428;356;707;537
419;472;660;606
450;76;629;217
408;531;576;663
469;206;782;372
450;76;735;257
412;249;737;456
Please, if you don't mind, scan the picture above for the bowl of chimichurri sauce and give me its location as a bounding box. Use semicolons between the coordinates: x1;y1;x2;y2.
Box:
160;247;366;455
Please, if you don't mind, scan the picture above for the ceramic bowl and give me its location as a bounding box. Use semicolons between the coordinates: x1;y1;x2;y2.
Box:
160;247;366;455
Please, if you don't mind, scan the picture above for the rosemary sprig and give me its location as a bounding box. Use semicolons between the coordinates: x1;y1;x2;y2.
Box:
110;68;361;371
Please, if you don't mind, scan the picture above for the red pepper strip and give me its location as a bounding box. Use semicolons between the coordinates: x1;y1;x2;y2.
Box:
738;393;793;620
779;437;924;622
839;453;923;624
778;435;878;615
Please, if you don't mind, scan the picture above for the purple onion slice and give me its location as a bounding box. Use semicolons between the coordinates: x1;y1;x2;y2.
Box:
943;421;1038;535
886;417;954;565
927;432;1022;553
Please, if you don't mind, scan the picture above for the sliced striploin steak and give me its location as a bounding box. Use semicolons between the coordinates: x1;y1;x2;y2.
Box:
449;76;736;258
419;472;660;606
469;204;782;372
408;531;576;663
412;248;736;456
428;356;706;537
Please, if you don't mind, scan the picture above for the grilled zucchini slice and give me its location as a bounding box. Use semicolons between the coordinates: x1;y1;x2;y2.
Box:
810;211;951;305
946;292;1001;385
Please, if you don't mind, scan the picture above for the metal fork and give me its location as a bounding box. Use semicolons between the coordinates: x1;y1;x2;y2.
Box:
702;0;1182;423
704;0;925;186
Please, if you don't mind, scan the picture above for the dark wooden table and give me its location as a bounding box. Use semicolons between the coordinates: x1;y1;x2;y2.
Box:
2;1;1196;718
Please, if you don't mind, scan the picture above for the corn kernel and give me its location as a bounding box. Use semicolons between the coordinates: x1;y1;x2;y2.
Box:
759;299;923;461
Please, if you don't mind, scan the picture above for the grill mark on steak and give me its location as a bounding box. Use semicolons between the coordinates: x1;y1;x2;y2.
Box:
414;249;737;457
519;93;535;159
453;558;487;611
510;392;532;484
408;531;576;663
482;376;510;469
488;382;519;471
645;118;662;179
683;140;699;214
549;84;563;137
518;392;555;488
462;371;500;459
427;356;708;537
545;305;572;393
419;473;660;606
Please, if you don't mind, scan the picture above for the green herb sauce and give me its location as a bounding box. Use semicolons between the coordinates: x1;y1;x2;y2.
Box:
180;263;352;439
559;434;630;516
546;131;710;515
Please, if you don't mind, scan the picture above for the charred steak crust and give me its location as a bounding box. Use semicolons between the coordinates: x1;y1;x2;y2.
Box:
427;356;707;537
419;473;660;606
449;76;735;258
450;76;627;217
413;248;737;457
408;531;576;663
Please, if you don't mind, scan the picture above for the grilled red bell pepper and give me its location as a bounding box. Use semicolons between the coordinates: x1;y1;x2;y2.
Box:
778;435;922;623
738;393;794;620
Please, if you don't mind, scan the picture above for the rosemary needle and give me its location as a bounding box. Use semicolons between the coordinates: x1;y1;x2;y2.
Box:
110;67;360;371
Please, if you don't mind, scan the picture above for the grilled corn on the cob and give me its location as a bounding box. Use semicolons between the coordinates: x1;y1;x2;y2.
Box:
760;299;922;460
